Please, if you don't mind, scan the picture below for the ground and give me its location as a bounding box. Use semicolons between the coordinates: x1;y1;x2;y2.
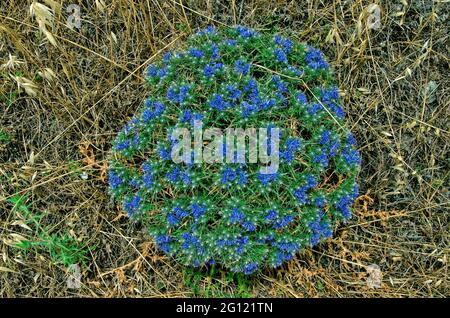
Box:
0;0;448;297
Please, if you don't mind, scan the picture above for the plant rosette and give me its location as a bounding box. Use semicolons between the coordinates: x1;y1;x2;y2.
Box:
108;25;361;275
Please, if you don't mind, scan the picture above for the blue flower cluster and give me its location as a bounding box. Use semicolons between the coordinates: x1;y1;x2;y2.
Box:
294;175;318;204
108;26;361;275
220;167;248;186
167;85;190;104
309;212;332;246
305;46;329;70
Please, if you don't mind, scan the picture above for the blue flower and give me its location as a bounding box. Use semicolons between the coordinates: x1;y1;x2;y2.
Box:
342;147;361;166
142;162;152;173
158;146;171;161
206;259;216;266
242;221;256;232
273;215;294;229
327;102;345;119
174;206;189;218
260;98;276;111
320;86;339;102
203;64;216;78
272;75;288;93
167;85;190;104
181;232;205;255
227;84;242;101
115;139;131;151
305;46;329;70
275;48;288;64
313;151;329;167
211;44;219;59
166;166;181;183
265;209;278;221
296;91;308;104
204;25;215;33
329;140;340;158
347;132;357;146
122;118;139;134
229;208;245;224
155;235;172;253
223;39;237;46
128;176;138;188
320;130;331;145
108;169;122;190
236;168;248;185
280;150;295;162
307;102;322;115
309;214;332;246
235;59;250;75
314;196;326;207
276;241;298;253
305;175;318;188
241;101;258;118
285;138;301;152
236;25;257;38
244;78;259;99
191;203;206;219
352;183;359;199
142;100;165;122
163;52;172;64
167;213;180;226
274;34;293;53
180;109;203;125
147;65;158;78
196;25;216;36
179;85;190;102
133;131;139;146
287;65;303;77
189;48;204;58
274;251;289;267
209;94;230;111
221;167;236;184
203;62;223;78
142;164;154;189
180;170;191;185
294;176;317;204
124;194;141;217
335;190;358;219
158;66;168;78
294;188;307;204
242;262;258;275
258;173;279;185
166;86;178;102
167;206;189;226
180;109;192;123
235;236;249;254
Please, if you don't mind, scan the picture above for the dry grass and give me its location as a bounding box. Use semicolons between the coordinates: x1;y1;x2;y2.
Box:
0;0;448;297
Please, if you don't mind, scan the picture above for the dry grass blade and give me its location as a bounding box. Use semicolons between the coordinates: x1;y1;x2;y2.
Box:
29;1;57;47
37;67;56;82
1;53;25;70
10;75;39;97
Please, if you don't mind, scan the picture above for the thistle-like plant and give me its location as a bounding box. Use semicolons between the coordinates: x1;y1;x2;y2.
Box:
108;26;361;274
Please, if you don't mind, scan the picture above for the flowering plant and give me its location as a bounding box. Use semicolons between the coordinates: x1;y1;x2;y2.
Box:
108;26;361;274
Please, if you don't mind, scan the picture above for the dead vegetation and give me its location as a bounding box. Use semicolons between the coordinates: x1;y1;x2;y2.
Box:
0;0;448;297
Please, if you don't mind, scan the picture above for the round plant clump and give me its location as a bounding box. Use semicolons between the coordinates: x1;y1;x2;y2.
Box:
108;25;361;274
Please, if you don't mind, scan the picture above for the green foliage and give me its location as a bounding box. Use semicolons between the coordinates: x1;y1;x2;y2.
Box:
0;130;11;143
8;194;91;267
0;91;18;107
183;267;252;298
108;25;361;274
